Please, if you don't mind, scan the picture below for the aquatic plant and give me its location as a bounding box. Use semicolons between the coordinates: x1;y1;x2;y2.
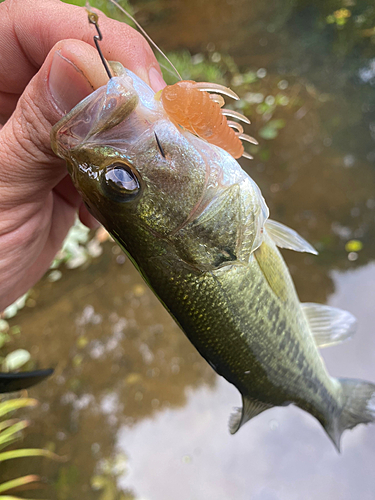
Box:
0;397;61;499
0;218;107;325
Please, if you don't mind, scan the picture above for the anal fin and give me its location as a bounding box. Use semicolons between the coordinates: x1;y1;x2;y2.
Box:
302;303;357;348
229;395;272;434
265;219;317;255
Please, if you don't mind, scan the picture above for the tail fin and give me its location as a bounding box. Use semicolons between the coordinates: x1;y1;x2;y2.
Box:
326;378;375;452
0;369;54;394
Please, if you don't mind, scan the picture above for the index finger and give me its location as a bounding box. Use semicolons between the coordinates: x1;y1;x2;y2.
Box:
0;0;164;99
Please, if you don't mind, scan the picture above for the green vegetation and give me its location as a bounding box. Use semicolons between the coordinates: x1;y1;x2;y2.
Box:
0;398;61;499
62;0;133;20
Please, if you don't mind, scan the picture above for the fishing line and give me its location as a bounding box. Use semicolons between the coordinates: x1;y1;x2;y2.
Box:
107;0;182;82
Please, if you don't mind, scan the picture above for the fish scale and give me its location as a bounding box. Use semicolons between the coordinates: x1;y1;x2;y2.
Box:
51;64;375;450
138;231;339;425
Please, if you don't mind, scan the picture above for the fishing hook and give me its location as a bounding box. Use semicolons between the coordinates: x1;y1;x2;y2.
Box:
86;3;113;80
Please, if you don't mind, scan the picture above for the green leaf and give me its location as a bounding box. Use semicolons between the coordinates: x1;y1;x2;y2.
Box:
0;421;29;449
0;448;62;462
0;420;18;432
3;350;31;371
0;434;21;452
0;475;40;494
0;320;9;333
242;71;258;84
0;399;37;419
270;119;286;129
2;294;28;320
0;496;44;500
0;497;43;500
10;326;21;336
259;125;279;140
0;333;10;349
259;119;286;140
259;148;271;161
0;397;61;499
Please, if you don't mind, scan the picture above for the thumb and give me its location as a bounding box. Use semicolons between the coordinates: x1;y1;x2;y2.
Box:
0;39;108;208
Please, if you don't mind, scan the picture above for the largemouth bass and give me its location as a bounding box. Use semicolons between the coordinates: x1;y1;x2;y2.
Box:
51;64;375;451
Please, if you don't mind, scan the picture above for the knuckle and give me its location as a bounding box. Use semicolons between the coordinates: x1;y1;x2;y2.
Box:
12;90;54;165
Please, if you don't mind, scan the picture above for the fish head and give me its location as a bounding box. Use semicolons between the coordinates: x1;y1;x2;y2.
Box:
52;64;269;266
51;65;208;242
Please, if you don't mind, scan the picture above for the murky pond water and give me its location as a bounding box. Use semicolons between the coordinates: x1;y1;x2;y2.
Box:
2;0;375;498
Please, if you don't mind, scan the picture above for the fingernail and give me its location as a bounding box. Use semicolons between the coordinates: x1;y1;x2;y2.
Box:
148;67;167;92
49;52;93;115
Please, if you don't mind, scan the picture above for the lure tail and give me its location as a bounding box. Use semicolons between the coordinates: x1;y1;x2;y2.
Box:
0;369;53;393
325;378;375;452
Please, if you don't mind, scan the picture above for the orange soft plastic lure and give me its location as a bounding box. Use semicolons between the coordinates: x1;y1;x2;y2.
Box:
106;0;257;159
160;80;257;159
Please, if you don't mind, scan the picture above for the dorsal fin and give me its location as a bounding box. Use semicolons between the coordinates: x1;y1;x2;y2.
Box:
301;303;357;348
265;219;317;255
229;395;272;434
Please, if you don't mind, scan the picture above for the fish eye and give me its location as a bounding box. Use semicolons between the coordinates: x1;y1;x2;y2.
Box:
101;163;140;202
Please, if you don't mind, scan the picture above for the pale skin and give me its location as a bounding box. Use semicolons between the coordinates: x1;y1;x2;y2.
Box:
0;0;166;311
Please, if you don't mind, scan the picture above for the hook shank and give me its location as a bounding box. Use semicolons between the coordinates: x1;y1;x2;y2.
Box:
86;6;113;80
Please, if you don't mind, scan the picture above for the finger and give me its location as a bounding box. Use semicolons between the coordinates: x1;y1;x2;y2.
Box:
0;0;165;112
0;92;18;124
79;202;101;230
0;187;77;311
0;40;104;212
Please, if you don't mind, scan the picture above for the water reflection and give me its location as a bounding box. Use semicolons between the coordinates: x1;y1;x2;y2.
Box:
140;0;375;303
116;263;375;500
1;0;375;498
0;252;215;499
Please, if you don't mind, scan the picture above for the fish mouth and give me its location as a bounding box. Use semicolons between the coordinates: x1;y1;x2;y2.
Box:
51;73;139;160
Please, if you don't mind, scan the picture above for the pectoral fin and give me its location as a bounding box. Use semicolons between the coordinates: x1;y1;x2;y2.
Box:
175;184;241;269
229;395;272;434
265;219;317;255
302;303;357;347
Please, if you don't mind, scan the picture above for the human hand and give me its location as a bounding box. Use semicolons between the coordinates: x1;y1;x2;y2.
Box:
0;0;166;311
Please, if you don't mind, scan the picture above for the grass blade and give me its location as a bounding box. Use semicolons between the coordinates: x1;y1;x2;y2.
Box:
0;448;62;462
0;434;22;452
0;475;40;494
0;421;29;448
0;399;38;419
0;496;44;500
0;420;19;432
